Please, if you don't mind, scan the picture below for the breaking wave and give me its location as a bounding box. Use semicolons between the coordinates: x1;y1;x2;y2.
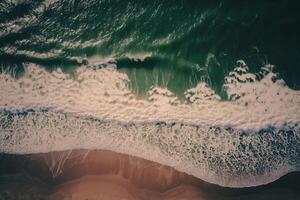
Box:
0;61;300;187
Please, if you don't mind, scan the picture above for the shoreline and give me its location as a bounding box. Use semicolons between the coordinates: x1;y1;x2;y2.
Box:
0;149;299;199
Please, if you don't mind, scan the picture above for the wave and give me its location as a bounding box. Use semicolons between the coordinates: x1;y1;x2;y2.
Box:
1;109;300;188
1;0;300;90
0;61;300;187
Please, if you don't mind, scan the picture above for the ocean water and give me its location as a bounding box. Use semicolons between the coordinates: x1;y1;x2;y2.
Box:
0;0;300;199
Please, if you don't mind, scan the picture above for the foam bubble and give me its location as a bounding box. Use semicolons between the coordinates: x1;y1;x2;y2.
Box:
0;62;300;187
1;110;299;187
1;63;299;130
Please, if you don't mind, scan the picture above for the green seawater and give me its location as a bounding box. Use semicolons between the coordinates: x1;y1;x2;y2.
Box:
0;0;300;97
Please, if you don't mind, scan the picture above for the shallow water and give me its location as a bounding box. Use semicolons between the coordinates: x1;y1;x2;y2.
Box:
1;1;300;199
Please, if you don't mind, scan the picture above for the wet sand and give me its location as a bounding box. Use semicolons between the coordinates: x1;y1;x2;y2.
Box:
49;175;205;200
0;150;299;200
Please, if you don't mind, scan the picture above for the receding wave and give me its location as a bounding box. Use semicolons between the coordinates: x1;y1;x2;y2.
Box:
0;61;300;187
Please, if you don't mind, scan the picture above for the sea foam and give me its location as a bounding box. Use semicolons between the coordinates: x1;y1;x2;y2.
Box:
0;61;300;187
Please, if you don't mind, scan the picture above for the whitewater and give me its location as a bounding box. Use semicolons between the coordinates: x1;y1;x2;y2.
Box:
0;60;300;188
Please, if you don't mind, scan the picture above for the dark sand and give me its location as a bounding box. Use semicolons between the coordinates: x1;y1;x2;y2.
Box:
0;150;299;200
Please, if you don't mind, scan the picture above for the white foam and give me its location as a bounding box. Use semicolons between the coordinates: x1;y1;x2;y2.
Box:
125;52;153;61
1;110;298;188
1;63;299;130
0;62;300;187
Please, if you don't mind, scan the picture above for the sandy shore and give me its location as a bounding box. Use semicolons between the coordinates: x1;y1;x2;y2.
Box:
0;150;300;200
49;175;205;200
28;149;203;192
